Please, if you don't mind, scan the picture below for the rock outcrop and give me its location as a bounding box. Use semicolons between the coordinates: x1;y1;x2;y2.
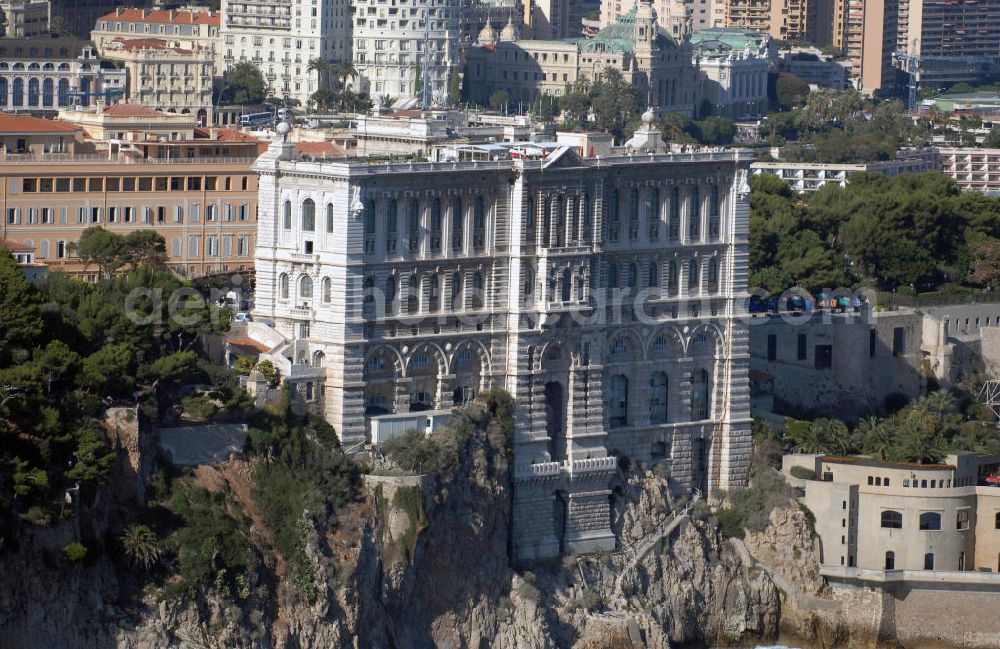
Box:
0;406;783;649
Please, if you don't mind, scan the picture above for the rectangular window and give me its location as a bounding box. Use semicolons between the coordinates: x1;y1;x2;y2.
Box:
56;178;70;192
222;235;233;257
206;205;216;221
6;208;18;224
157;206;166;223
957;510;970;530
188;236;199;257
815;344;833;370
892;327;905;356
122;177;136;192
797;333;807;361
767;334;776;361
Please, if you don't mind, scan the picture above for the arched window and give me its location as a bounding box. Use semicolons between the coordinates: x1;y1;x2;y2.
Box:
608;263;618;289
430;198;442;250
668;261;678;291
651;187;661;222
608;189;620;241
919;512;941;531
688;259;700;289
627;262;638;288
709;185;720;238
299;275;313;299
885;551;895;570
648;261;660;287
452;272;463;310
629;188;639;221
57;78;70;106
612;337;628;355
561;268;572;301
41;78;53;106
428;274;440;312
473;197;485;249
27;78;38;106
650;372;668;424
707;259;718;289
322;277;332;303
609;374;628;427
312;351;325;367
407;274;419;314
327;202;335;233
283;200;292;229
880;510;902;529
691;368;710;420
526;194;536;239
301;198;315;231
279;273;289;299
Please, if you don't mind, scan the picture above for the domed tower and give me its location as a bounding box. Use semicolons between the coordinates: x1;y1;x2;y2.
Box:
634;0;658;54
477;21;498;46
499;14;520;42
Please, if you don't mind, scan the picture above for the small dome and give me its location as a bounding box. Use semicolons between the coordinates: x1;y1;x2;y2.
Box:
276;121;292;137
499;17;519;41
642;107;655;125
477;23;498;46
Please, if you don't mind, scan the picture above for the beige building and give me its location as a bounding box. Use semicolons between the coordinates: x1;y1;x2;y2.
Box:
835;0;899;94
723;0;816;41
787;453;1000;573
56;103;199;142
0;115;259;278
599;0;691;39
465;1;699;116
91;7;221;74
99;37;214;123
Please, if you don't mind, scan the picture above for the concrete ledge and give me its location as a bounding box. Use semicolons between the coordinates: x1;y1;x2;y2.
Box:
822;565;1000;588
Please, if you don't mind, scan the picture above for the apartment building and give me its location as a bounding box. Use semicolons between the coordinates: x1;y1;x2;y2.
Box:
722;0;814;41
0;0;49;37
0;37;126;111
899;0;1000;88
690;28;771;118
839;0;900;94
750;155;934;192
0;115;258;279
351;0;460;105
249;124;754;560
786;453;1000;573
91;8;221;74
935;148;1000;193
219;0;351;106
599;0;690;39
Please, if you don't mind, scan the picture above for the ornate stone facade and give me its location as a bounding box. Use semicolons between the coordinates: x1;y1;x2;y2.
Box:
252;135;753;560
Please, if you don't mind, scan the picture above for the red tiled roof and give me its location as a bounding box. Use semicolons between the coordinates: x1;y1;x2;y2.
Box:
0;114;81;133
97;8;220;27
101;103;173;118
194;127;261;143
0;238;35;252
226;337;270;353
295;141;348;158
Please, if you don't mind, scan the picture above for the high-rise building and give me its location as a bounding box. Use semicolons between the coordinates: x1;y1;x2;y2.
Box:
846;0;899;94
219;0;352;107
250;126;754;560
351;0;460;105
899;0;1000;88
723;0;815;42
599;0;690;39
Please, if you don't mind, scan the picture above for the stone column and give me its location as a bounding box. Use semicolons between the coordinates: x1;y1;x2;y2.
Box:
563;488;615;554
394;377;413;413
435;373;455;409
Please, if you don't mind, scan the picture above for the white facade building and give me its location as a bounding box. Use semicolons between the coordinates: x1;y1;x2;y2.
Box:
351;0;459;106
219;0;352;106
251;129;754;560
0;38;126;111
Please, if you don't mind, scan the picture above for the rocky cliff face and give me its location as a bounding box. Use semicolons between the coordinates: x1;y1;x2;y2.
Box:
0;408;782;649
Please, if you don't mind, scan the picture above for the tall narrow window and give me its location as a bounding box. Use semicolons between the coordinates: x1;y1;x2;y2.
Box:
451;272;463;310
408;199;420;251
691;368;710;420
322;277;332;303
279;273;289;299
609;375;629;427
709;185;720;238
407;274;419;313
430;198;442;252
650;372;668;424
473;197;485;250
668;261;678;293
648;261;660;287
707;258;718;290
299;275;313;299
649;188;661;240
429;274;440;311
561;268;571;301
669;187;680;238
386;200;397;253
385;275;397;309
688;186;700;238
283;200;291;229
301;198;315;231
608;263;618;289
363;200;375;252
451;197;463;251
688;259;700;289
326;202;335;233
608;190;620;242
471;271;484;309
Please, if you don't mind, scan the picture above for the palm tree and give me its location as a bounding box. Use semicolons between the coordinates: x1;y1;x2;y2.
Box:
307;58;332;92
859;416;894;461
333;59;358;92
919;389;954;424
121;524;161;569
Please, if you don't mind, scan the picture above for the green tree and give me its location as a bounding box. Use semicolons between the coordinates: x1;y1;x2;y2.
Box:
72;227;127;279
146;351;199;388
968;238;1000;287
333;59;358;91
234;356;257;376
984;126;1000;148
123;230;167;270
65;422;115;485
0;251;43;363
488;89;510;111
448;69;461;106
693;116;736;145
858;416;894;461
77;343;134;394
893;405;947;464
589;67;642;140
774;72;810;110
221;61;266;105
307;58;331;92
33;341;79;394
